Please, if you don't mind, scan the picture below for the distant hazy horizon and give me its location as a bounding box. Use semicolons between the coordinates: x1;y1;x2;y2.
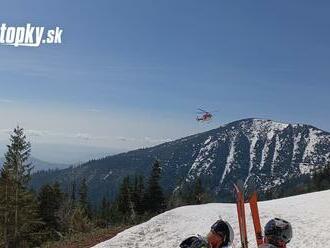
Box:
0;141;120;164
1;117;329;164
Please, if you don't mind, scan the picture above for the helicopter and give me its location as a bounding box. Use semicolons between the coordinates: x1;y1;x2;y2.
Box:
196;108;215;122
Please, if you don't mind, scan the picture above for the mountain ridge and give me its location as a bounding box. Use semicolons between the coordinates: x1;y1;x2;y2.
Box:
31;118;330;203
0;156;70;172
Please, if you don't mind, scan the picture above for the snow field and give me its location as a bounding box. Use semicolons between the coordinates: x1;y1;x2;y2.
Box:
93;190;330;248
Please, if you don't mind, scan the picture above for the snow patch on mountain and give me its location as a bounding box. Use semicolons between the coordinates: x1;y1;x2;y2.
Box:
299;163;313;174
187;137;218;180
204;136;212;145
246;125;259;175
102;170;113;180
259;140;269;170
271;135;281;173
220;138;235;184
303;128;322;161
292;133;302;160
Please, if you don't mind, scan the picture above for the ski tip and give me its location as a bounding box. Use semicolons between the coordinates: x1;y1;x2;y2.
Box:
246;184;257;200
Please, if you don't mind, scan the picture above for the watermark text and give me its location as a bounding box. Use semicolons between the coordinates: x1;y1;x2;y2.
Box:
0;23;63;47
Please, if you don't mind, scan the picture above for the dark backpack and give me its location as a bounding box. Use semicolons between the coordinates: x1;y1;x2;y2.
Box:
179;236;209;248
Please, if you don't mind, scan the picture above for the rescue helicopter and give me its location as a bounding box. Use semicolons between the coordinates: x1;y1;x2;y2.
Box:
196;108;215;122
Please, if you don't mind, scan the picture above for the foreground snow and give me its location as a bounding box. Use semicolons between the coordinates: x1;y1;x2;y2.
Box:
93;190;330;248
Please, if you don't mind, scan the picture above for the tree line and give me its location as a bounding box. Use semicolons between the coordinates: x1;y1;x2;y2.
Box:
262;164;330;200
0;126;209;247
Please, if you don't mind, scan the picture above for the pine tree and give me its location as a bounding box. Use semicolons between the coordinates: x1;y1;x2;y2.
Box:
78;178;90;217
117;176;136;221
193;177;207;204
117;176;130;216
56;196;74;234
144;160;165;213
132;175;145;215
38;182;63;233
69;206;92;233
312;164;330;191
98;196;111;228
0;126;41;248
70;181;76;203
0;169;14;247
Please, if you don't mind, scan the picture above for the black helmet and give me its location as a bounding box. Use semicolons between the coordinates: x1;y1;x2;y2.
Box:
264;218;292;245
211;220;234;246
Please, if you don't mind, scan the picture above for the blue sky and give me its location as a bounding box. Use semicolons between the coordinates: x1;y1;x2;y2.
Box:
0;1;329;163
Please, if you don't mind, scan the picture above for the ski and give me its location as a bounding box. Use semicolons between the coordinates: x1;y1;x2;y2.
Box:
234;182;248;248
249;191;263;246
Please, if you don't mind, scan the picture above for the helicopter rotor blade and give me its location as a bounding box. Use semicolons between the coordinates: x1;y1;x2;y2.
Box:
197;108;207;113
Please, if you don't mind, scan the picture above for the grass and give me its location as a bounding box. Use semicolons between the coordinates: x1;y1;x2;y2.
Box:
41;226;129;248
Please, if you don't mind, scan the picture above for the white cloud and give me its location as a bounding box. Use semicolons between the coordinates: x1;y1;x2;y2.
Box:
85;108;102;113
116;136;136;142
144;137;172;144
116;136;171;144
0;129;12;134
25;129;51;137
73;133;92;140
4;129;100;142
0;98;14;103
